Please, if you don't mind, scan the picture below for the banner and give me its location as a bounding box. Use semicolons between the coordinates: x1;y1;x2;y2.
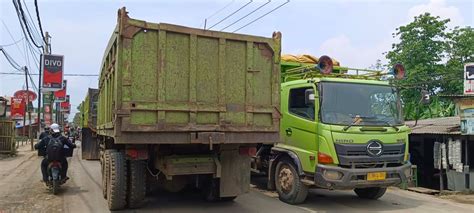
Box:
464;63;474;95
54;80;67;102
42;54;64;92
60;95;70;112
10;97;25;119
14;90;37;102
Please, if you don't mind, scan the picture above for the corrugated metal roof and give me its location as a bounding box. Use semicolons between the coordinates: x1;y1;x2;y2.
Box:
405;116;460;135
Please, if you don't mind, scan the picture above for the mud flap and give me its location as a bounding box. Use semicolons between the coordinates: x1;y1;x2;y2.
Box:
219;149;251;197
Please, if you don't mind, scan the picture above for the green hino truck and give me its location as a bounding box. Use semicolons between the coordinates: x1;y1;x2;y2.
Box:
96;8;281;210
252;57;411;204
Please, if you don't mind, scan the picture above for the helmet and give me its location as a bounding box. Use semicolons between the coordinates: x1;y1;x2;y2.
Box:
50;123;61;133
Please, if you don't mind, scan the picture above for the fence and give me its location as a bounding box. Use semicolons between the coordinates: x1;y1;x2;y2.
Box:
0;120;16;154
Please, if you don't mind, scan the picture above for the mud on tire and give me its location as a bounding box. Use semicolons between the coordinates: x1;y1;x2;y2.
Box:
274;157;308;204
107;151;127;210
102;150;113;199
127;160;146;208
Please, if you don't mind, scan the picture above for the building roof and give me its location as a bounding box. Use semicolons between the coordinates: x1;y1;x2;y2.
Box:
406;116;460;135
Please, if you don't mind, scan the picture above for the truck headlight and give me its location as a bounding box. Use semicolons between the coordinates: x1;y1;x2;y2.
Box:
323;170;343;180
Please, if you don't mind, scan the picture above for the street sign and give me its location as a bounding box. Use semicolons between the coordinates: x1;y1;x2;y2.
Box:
54;80;67;102
60;95;70;112
463;63;474;95
42;54;64;92
13;90;37;102
10;97;25;119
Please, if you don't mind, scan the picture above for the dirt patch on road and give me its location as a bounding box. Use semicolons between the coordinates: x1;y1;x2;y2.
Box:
0;181;64;213
438;191;474;205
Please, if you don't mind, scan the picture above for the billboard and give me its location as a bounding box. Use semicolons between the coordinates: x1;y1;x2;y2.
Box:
60;95;70;112
42;54;64;92
54;80;67;102
463;63;474;95
10;97;25;119
13;90;37;102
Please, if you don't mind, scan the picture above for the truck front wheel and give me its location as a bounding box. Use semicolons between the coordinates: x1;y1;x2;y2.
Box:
354;187;386;200
102;150;113;199
274;158;308;204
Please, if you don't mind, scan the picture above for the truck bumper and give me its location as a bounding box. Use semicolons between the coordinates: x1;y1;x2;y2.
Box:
313;162;411;190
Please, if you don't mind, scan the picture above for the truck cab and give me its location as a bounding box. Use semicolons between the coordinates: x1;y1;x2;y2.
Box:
253;58;411;204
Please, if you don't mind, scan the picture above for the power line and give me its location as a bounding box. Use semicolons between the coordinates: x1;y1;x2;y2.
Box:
203;0;235;29
1;20;27;62
207;0;253;30
22;0;42;42
34;0;46;43
220;0;271;31
0;72;99;77
0;48;23;70
0;37;25;47
13;0;44;49
233;0;289;33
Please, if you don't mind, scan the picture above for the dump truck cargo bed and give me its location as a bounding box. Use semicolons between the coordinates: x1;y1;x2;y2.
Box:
96;8;281;144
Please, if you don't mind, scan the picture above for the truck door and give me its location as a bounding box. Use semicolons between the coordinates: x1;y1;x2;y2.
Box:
281;85;318;172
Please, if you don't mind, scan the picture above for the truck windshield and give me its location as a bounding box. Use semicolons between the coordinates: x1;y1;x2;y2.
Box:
320;82;403;126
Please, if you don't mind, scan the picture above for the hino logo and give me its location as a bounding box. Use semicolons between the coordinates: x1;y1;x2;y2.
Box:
366;140;383;157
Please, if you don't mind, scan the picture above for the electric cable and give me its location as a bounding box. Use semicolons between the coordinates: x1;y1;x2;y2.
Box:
233;0;289;32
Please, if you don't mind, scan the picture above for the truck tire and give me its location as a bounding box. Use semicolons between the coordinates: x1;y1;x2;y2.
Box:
354;187;386;200
107;151;127;210
102;150;113;199
127;160;146;208
274;158;308;204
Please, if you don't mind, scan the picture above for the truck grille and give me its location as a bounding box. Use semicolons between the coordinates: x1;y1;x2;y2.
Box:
334;142;405;167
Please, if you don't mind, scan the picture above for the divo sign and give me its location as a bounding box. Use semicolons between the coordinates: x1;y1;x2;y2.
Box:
42;54;64;92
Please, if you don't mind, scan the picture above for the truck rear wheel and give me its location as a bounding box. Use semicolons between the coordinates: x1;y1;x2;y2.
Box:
274;158;308;204
102;150;113;199
354;187;386;200
107;151;127;210
127;160;146;208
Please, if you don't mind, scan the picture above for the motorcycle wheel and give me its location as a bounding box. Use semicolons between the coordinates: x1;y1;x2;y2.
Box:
52;180;59;195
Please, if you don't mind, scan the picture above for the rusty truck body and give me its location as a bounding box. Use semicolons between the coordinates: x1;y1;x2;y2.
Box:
97;8;281;210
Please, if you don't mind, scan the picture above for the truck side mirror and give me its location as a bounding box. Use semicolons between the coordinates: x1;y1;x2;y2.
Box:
305;89;315;105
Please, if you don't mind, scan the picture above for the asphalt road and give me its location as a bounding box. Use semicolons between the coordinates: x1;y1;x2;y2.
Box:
1;142;473;213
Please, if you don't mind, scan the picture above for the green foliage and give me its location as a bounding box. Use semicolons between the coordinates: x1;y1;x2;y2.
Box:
386;13;474;120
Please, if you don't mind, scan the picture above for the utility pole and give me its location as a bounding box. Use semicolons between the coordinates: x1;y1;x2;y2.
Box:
23;67;33;150
42;31;53;130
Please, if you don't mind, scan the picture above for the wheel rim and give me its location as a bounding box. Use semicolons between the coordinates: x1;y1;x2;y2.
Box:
278;164;294;194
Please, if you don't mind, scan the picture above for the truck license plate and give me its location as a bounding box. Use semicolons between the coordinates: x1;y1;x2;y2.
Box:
367;172;386;181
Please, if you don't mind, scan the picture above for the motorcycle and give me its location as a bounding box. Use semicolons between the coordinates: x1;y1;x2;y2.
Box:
47;161;63;195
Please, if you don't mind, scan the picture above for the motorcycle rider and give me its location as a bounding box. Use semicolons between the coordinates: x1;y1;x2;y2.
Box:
34;123;76;184
39;126;50;140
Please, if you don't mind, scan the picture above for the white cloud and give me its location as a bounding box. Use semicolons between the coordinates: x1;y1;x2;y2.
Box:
408;0;464;28
317;35;391;69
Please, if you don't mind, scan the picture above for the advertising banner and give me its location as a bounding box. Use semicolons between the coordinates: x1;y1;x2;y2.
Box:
13;90;37;102
54;80;67;102
42;54;64;92
60;95;70;112
463;63;474;95
10;97;25;119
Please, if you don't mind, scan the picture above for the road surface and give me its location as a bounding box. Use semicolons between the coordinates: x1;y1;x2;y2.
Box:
0;142;472;213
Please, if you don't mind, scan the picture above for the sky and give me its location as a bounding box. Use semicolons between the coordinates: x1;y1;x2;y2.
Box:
1;0;473;121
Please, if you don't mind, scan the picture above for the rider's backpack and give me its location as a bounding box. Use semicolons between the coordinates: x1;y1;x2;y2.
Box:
46;136;64;161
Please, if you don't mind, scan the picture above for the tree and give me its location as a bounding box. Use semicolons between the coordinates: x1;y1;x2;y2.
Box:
386;13;455;120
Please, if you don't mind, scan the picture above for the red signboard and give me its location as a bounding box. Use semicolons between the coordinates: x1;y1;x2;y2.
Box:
60;95;70;112
54;80;67;102
13;90;37;102
42;54;64;92
10;97;25;119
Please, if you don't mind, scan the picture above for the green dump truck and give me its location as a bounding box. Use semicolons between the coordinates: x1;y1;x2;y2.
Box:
252;57;411;204
80;88;99;160
96;8;281;210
